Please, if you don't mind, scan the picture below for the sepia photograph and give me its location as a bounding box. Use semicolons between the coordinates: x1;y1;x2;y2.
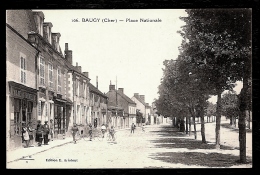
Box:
6;9;252;169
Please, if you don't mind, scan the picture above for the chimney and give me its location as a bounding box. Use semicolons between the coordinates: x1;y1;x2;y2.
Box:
146;103;149;106
140;95;145;102
32;11;44;36
109;85;115;91
51;33;61;52
43;22;53;44
96;76;98;89
134;93;139;98
83;72;88;78
118;88;124;94
64;43;72;64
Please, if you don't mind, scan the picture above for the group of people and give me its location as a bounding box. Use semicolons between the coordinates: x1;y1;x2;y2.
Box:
22;120;54;148
71;123;116;143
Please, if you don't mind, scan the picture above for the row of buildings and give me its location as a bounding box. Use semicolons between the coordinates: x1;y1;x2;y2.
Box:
6;10;165;151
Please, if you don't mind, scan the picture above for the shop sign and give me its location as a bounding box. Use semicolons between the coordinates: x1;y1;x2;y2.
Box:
11;88;36;102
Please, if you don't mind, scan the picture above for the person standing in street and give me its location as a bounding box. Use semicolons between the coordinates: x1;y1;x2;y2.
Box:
27;121;34;147
101;124;106;138
49;119;54;141
43;121;50;145
131;123;136;134
71;123;79;144
21;121;29;148
35;120;43;146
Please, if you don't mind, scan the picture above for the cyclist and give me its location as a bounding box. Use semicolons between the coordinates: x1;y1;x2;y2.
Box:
101;124;106;138
109;126;115;141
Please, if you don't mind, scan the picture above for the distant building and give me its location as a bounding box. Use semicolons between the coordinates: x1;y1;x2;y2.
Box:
106;85;136;128
89;80;108;128
131;93;151;124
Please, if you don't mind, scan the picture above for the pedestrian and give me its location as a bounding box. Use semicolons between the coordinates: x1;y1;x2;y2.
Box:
101;124;106;138
35;120;43;146
21;121;29;148
71;123;79;144
43;121;50;145
109;126;115;141
49;119;54;141
131;123;135;134
27;121;34;147
88;124;93;141
142;124;145;132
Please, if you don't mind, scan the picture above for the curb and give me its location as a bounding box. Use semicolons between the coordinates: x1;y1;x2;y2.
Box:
7;139;73;164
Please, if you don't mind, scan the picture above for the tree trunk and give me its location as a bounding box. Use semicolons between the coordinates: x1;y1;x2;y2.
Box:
200;105;206;144
186;116;189;134
248;111;250;129
230;115;233;125
193;116;197;139
239;87;247;163
189;107;197;139
215;90;222;149
189;116;191;136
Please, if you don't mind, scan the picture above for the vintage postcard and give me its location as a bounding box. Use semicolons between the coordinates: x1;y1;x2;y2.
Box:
6;9;252;169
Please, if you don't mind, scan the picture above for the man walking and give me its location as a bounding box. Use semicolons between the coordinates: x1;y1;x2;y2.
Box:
131;123;136;134
49;119;54;141
71;123;79;144
43;121;50;145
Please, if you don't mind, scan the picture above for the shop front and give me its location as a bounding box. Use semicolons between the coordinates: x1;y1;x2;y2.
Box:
8;81;37;150
53;95;66;138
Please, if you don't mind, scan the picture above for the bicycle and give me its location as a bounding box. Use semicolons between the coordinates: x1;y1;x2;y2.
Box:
91;128;104;141
107;131;117;142
75;132;88;141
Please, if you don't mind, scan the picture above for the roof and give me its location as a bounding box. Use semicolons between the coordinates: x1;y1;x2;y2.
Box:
117;90;136;104
133;95;147;107
89;83;108;98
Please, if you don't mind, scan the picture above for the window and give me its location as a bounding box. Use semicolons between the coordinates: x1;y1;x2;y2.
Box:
27;101;33;122
48;63;53;88
57;68;61;93
20;56;26;84
39;57;45;86
83;83;86;98
77;80;79;96
38;101;42;116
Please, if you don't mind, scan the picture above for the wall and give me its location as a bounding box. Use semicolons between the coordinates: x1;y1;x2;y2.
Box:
6;27;37;89
131;96;145;115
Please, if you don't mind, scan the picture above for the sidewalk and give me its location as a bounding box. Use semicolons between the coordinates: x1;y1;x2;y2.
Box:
7;126;132;164
7;136;74;164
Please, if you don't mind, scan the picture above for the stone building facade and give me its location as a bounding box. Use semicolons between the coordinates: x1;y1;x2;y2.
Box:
106;85;136;128
6;23;39;150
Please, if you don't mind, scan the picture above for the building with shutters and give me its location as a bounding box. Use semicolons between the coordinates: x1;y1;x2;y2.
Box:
106;84;136;129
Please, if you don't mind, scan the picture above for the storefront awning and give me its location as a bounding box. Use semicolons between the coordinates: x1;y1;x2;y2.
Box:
54;98;67;103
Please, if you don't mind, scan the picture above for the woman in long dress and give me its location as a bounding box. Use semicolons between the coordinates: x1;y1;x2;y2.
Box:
35;120;43;146
21;122;29;148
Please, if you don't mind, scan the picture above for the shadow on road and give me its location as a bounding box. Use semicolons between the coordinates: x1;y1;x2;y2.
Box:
220;123;252;133
147;125;251;167
149;152;244;168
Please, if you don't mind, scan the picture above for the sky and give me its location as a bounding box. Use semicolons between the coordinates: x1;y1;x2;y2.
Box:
37;9;242;105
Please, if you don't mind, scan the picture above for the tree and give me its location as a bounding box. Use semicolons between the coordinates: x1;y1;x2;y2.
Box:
206;101;216;122
221;91;239;126
179;9;251;154
179;9;251;162
136;109;143;126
